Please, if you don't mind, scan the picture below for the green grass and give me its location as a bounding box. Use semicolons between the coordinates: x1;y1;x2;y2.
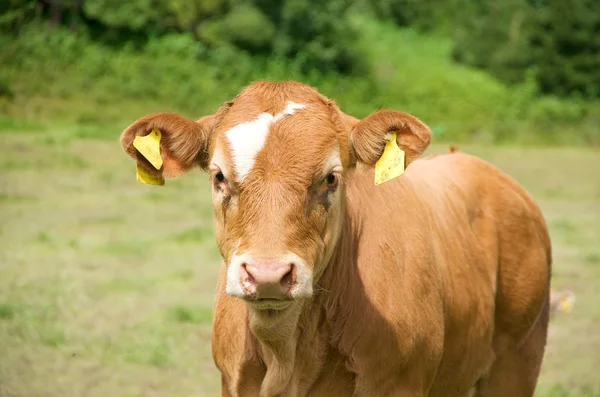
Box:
0;128;599;396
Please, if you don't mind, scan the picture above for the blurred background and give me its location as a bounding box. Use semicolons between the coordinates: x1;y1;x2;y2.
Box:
0;1;599;396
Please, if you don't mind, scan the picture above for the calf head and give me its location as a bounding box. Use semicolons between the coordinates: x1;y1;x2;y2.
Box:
121;81;431;313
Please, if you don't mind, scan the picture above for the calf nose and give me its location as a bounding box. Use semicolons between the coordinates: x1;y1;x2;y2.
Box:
240;261;296;298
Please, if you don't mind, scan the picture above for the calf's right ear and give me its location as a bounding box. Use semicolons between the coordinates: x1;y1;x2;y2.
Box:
120;112;216;182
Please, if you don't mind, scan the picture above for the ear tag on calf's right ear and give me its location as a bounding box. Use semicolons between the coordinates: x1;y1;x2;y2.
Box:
136;164;165;186
374;132;405;186
133;128;164;170
132;128;164;186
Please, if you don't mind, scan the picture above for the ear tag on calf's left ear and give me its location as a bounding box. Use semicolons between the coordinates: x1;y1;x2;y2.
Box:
133;128;163;170
374;132;405;186
558;295;575;314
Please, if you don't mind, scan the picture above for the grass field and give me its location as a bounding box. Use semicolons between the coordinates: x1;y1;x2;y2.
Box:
1;127;599;396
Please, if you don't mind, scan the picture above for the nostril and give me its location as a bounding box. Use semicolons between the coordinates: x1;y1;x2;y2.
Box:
240;263;256;285
280;263;296;289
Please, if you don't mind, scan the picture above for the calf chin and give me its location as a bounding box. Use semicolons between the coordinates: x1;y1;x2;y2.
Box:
249;299;305;331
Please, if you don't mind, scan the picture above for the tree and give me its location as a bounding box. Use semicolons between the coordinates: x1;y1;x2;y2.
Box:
529;0;600;97
450;0;600;98
451;0;534;84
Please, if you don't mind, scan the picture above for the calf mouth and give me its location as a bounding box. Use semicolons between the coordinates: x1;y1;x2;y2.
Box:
244;297;294;311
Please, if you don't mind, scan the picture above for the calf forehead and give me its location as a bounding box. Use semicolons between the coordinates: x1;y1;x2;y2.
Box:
255;115;341;177
213;97;342;183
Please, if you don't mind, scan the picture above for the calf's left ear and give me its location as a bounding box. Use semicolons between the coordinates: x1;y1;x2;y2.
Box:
350;110;432;168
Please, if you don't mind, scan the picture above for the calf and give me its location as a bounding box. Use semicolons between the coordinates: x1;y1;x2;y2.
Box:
120;81;551;396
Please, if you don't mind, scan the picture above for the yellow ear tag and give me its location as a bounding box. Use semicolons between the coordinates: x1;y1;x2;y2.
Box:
558;296;574;313
133;128;163;170
374;132;405;186
136;164;165;186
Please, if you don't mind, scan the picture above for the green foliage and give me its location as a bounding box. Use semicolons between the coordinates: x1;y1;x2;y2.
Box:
1;4;599;145
0;74;13;99
198;2;275;50
190;0;367;74
451;0;600;99
4;0;599;101
6;0;365;75
529;0;600;98
0;0;37;33
451;0;534;83
365;0;457;32
83;0;172;31
168;0;224;31
267;0;364;73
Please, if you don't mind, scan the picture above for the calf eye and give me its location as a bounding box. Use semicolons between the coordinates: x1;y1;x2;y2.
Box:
210;167;231;197
325;172;339;191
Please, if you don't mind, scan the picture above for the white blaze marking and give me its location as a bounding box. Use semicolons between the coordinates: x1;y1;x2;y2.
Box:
224;101;307;182
225;113;272;182
274;101;307;122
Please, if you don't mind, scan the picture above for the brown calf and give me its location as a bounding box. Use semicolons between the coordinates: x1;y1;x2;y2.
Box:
120;81;551;396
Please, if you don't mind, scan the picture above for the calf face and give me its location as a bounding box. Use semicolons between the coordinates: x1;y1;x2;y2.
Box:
121;81;431;312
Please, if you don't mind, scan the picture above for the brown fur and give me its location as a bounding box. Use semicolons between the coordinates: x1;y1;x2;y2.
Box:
120;81;551;396
351;109;431;166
